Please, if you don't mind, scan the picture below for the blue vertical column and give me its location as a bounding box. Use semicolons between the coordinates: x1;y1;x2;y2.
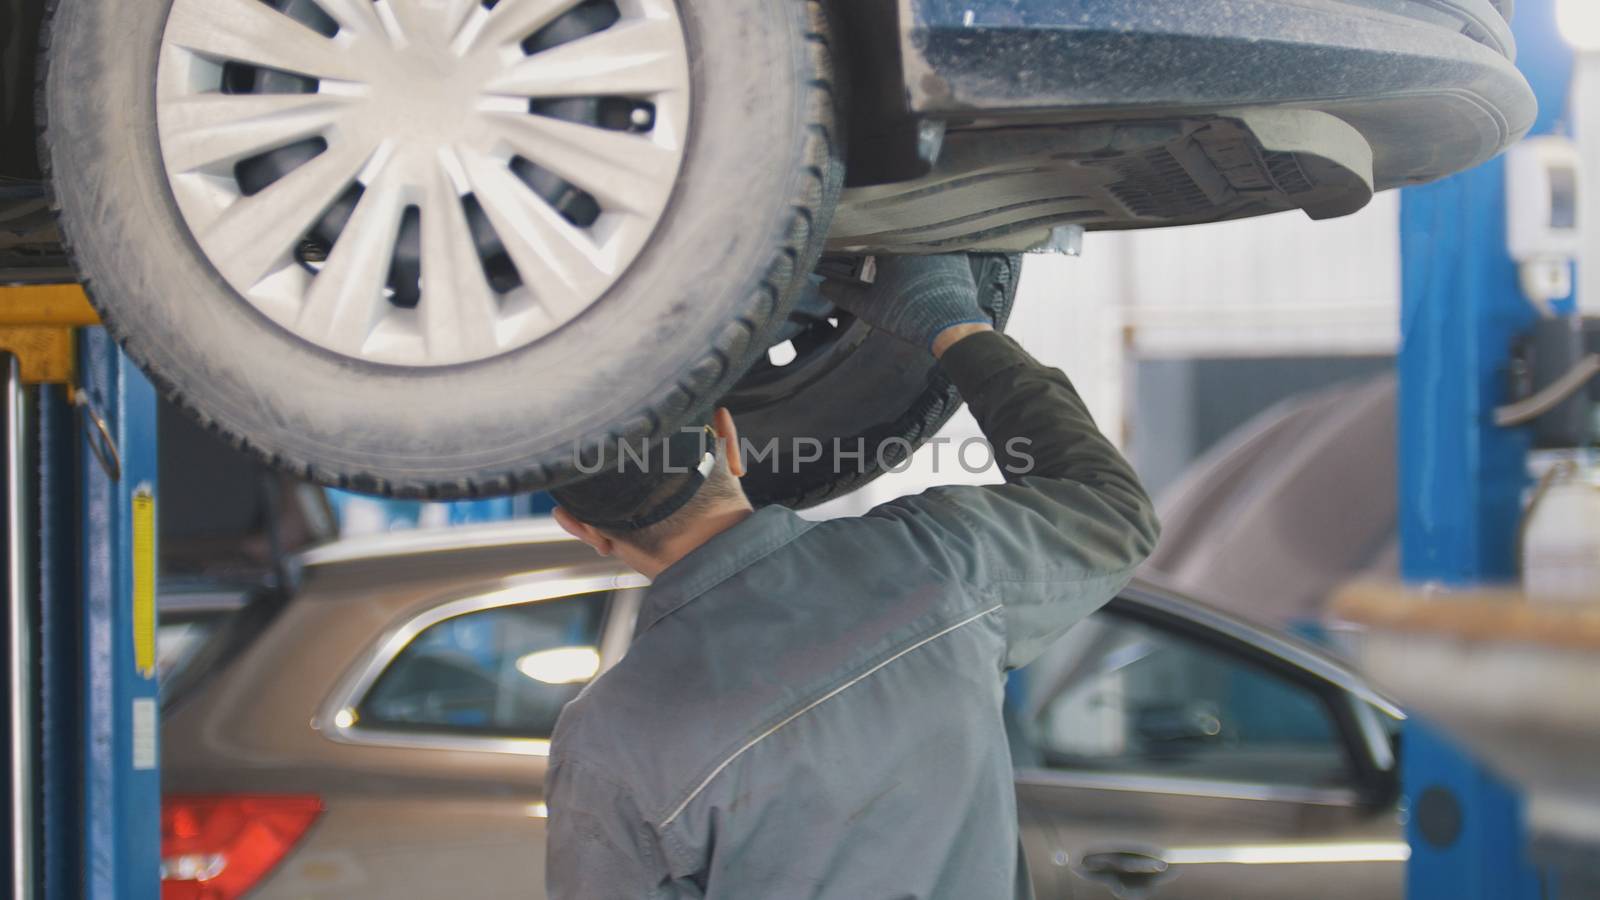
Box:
1397;2;1571;897
35;383;79;900
1399;156;1536;585
77;330;159;900
1399;144;1547;900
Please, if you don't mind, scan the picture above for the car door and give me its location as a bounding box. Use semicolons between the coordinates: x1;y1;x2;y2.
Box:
1013;603;1405;900
245;574;645;900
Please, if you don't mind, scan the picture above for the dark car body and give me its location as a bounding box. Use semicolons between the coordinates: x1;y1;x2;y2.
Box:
826;0;1535;251
161;521;1405;899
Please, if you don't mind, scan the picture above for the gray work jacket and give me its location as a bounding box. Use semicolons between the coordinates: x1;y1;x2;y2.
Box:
546;332;1159;900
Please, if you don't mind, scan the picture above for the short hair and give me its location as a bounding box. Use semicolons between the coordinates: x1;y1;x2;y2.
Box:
597;445;745;554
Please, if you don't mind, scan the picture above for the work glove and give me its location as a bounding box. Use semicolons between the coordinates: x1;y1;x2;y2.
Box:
822;255;989;352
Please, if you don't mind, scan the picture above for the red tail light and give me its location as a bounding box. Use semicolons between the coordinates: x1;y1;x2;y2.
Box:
161;794;322;900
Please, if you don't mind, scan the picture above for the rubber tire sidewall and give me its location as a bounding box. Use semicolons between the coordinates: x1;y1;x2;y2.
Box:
43;0;829;496
733;253;1021;509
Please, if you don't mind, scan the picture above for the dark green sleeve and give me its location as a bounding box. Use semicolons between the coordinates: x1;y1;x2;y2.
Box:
940;331;1149;500
882;331;1160;669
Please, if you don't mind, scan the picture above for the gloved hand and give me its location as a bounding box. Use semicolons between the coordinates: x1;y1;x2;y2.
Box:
822;255;989;352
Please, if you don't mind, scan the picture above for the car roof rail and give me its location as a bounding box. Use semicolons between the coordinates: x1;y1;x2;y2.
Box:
295;517;574;569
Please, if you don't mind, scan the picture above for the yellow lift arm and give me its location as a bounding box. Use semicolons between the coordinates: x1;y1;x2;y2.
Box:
0;285;100;385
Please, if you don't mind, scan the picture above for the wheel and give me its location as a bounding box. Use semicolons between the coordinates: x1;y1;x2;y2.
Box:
40;0;840;498
725;252;1020;509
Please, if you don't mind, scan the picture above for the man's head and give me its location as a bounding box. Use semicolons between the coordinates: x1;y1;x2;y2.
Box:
552;408;752;576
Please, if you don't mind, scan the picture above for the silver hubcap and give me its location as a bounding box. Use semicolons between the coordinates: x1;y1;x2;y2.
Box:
156;0;691;366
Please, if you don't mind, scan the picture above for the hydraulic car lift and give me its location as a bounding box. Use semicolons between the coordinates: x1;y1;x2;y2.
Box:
0;5;1578;900
2;287;160;900
1396;1;1576;897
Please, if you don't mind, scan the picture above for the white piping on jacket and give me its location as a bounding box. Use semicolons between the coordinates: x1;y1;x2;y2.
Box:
661;604;1005;827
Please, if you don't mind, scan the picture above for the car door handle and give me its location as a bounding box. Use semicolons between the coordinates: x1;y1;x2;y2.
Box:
1081;850;1168;877
1077;850;1173;899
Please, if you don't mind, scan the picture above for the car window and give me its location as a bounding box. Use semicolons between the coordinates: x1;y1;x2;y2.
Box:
159;591;285;710
1021;613;1349;788
356;592;609;740
157;611;234;701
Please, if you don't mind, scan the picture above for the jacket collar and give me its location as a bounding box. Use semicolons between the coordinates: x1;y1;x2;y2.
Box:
635;505;816;635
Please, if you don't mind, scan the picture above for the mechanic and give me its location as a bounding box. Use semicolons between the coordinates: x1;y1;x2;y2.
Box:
545;257;1160;900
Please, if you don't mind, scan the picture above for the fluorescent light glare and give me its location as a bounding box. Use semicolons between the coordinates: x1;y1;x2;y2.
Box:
1559;0;1600;52
517;646;601;685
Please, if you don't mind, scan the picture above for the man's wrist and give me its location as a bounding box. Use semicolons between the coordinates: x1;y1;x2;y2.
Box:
931;322;994;359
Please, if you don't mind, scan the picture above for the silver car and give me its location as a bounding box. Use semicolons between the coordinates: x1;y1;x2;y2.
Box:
160;521;1405;899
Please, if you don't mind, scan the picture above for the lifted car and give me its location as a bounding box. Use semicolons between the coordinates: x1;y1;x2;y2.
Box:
0;0;1534;501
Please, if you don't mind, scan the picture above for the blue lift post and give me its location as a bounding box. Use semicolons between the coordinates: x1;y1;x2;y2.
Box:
17;327;163;899
1397;0;1572;896
3;293;161;898
74;329;161;900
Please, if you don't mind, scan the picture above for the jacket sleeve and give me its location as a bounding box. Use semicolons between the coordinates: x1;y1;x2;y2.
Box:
545;756;668;900
877;331;1160;670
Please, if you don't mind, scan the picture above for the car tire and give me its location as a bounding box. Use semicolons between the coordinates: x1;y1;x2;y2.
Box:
726;253;1020;509
40;0;841;498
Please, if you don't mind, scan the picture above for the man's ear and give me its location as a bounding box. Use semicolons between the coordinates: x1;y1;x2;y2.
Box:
553;507;615;557
713;407;746;478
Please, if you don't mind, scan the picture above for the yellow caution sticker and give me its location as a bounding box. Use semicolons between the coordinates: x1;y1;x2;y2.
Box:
132;486;156;679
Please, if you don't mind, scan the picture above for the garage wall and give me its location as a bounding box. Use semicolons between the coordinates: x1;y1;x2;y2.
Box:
1113;193;1402;358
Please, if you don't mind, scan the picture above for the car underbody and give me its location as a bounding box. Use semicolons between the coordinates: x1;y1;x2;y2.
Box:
2;0;1534;264
0;0;1536;500
825;0;1531;252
